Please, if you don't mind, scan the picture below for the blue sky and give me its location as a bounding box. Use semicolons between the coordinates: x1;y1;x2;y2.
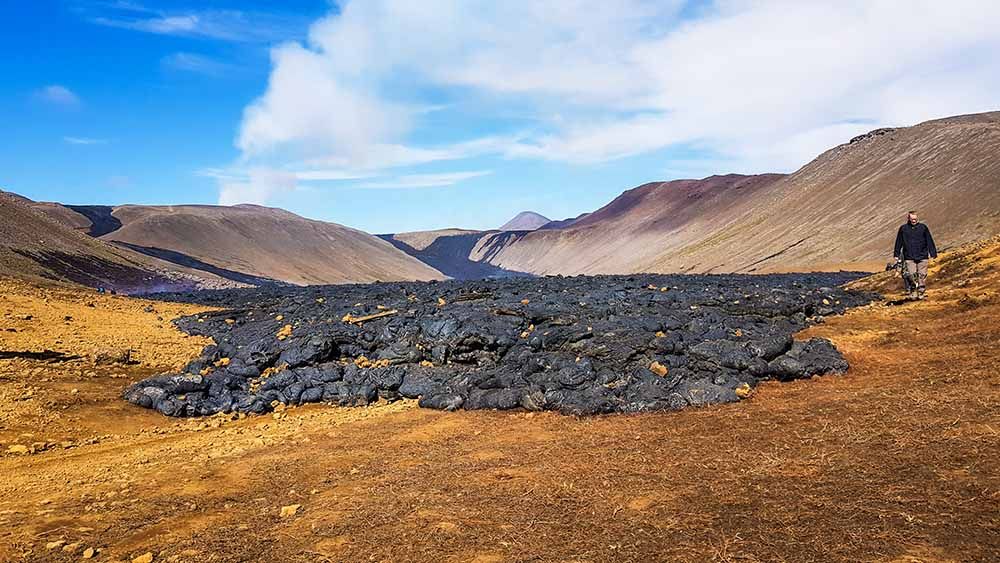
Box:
4;1;1000;233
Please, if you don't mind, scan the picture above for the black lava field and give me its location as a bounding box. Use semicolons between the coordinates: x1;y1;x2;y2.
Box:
126;273;877;417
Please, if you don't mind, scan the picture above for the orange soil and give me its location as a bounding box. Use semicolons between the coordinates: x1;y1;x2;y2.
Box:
1;240;998;562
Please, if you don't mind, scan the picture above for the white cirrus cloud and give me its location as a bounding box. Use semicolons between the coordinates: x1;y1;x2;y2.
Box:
37;85;81;107
161;52;233;76
63;136;107;145
90;7;306;43
352;170;492;190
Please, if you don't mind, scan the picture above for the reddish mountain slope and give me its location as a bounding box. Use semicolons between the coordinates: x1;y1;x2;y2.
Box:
470;174;784;274
474;111;1000;275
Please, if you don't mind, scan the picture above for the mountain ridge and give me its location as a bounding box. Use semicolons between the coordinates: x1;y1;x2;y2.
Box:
499;211;551;231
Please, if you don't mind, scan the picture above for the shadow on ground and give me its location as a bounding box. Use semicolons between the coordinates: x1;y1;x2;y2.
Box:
379;232;531;280
113;242;282;288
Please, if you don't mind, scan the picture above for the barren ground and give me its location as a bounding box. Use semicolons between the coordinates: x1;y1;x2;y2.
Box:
1;240;998;562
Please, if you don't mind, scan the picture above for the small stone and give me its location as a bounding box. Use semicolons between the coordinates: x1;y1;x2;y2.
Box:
83;547;97;558
132;552;154;563
649;361;669;377
735;382;753;398
276;324;293;340
46;540;66;550
6;444;29;454
280;504;301;518
63;542;81;553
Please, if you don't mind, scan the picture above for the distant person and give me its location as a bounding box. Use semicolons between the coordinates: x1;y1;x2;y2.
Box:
893;211;937;300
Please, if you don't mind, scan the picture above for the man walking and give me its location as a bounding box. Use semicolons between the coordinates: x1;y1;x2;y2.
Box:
893;211;937;300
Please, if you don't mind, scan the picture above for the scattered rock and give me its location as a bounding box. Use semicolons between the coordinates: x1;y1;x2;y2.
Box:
132;552;154;563
6;444;29;455
83;546;97;558
93;348;134;366
280;504;301;518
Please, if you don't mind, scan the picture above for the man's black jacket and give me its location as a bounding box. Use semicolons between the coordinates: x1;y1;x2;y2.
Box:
894;222;937;261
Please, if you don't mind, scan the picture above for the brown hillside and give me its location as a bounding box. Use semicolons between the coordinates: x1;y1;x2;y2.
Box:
0;191;230;292
475;111;1000;275
102;204;445;285
26;201;92;233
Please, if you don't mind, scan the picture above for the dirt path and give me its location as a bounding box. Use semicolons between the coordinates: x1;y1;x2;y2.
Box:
1;243;998;562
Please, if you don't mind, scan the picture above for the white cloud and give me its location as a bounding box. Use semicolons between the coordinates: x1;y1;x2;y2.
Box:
200;166;370;184
293;135;524;177
63;136;107;145
236;1;679;169
207;166;487;196
353;171;492;190
90;7;305;43
37;85;80;107
161;52;232;75
218;168;297;206
228;0;1000;205
291;170;374;182
237;42;411;162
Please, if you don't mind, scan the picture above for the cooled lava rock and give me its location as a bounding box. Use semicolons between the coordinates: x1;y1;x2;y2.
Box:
125;273;876;416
